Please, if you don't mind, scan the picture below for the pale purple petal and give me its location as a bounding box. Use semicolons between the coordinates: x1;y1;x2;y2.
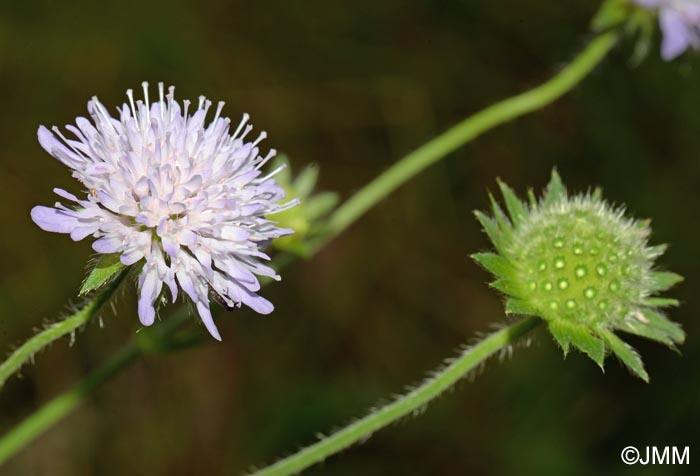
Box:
195;301;222;341
70;225;99;241
176;268;198;303
660;9;693;60
120;248;145;265
137;264;162;326
92;236;124;253
53;188;81;203
161;236;180;258
178;229;198;246
221;226;251;241
31;206;79;234
164;270;178;303
241;290;274;315
37;126;83;168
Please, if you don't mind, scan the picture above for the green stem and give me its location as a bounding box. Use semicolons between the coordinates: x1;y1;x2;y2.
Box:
0;271;127;389
0;305;193;466
0;342;140;464
0;29;616;467
249;316;541;476
326;30;618;239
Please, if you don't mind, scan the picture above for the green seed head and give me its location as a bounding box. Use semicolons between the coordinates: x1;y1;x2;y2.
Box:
472;169;684;382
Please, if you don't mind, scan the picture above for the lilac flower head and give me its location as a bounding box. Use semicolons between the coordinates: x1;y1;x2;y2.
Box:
634;0;700;60
31;83;297;340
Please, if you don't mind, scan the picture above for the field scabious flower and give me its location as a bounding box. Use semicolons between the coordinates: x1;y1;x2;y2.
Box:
473;170;684;381
31;83;297;340
634;0;700;59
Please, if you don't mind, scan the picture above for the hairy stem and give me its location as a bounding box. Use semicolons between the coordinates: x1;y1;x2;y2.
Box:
0;305;192;466
0;271;127;389
249;316;541;476
0;343;139;465
0;30;617;466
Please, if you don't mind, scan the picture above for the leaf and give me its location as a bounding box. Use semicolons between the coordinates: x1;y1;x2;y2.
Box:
488;193;513;236
491;279;528;299
527;189;537;209
599;328;649;382
471;253;515;279
80;253;125;295
497;179;527;228
305;192;339;221
474;211;507;255
568;325;605;368
646;244;668;259
505;298;538;316
617;308;685;347
542;168;567;206
272;238;312;258
643;297;679;308
643;309;685;344
548;321;571;355
628;9;655;67
294;163;320;198
648;272;684;293
548;320;605;367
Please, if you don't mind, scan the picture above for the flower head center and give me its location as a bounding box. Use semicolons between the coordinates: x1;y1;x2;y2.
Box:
511;200;650;325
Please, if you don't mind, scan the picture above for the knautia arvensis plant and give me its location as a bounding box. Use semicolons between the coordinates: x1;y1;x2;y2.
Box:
473;170;684;381
4;18;684;473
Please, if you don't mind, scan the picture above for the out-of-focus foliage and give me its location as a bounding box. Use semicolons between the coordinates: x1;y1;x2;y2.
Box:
269;155;339;256
0;1;698;475
592;0;655;64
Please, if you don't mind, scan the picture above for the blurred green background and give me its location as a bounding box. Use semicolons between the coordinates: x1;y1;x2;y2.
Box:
1;0;698;474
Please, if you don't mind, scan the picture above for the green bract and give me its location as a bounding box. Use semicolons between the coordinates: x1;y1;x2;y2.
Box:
591;0;655;65
268;155;339;256
80;253;125;295
473;170;684;382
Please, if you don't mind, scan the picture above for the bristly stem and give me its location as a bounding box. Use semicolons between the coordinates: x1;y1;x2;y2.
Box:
248;316;541;476
0;343;140;465
0;305;193;466
0;270;128;389
0;29;617;466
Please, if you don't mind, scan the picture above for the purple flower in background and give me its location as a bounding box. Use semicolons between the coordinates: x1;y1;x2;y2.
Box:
32;83;296;340
635;0;700;60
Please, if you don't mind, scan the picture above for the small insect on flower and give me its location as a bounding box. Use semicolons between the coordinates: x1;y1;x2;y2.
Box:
31;82;298;340
472;169;684;381
209;283;235;312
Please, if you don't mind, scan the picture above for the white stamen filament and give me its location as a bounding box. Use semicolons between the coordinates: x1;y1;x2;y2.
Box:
256;163;287;183
255;149;277;170
142;81;150;126
232;113;250;139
